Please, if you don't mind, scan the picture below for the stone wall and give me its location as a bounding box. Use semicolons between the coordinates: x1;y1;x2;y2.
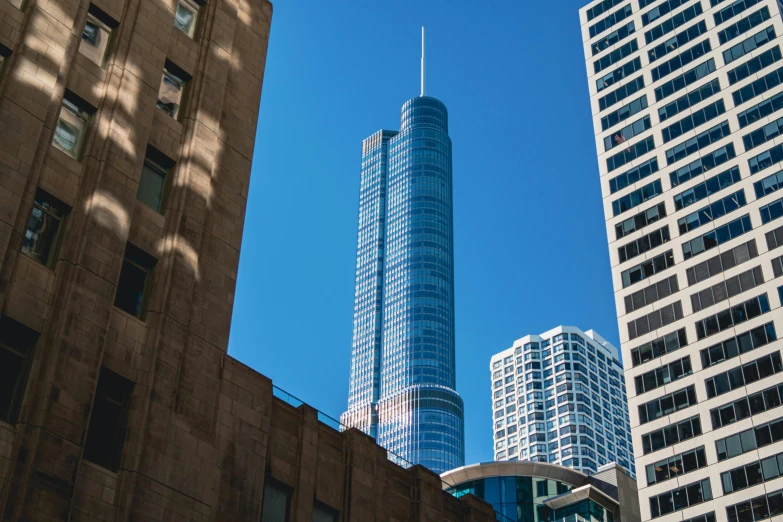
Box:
0;0;498;517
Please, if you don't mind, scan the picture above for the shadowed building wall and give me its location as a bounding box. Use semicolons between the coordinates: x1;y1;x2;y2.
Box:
0;0;496;519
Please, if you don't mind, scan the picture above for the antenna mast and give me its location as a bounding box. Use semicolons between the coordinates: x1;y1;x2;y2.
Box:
421;27;426;97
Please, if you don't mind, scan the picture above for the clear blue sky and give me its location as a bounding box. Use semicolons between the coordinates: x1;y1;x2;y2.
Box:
228;0;613;466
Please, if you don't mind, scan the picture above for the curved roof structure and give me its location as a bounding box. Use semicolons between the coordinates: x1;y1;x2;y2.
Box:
441;461;591;490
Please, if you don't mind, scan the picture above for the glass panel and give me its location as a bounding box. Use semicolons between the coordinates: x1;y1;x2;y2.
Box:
174;0;199;38
53;101;88;158
21;194;64;267
114;258;148;318
157;69;185;119
137;160;168;212
79;14;112;67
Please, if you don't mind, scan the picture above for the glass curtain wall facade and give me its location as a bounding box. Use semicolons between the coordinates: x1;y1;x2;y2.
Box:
580;1;783;522
490;326;635;478
341;96;465;474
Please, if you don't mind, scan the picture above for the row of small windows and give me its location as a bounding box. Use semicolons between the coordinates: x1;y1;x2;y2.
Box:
624;274;679;314
597;57;643;93
681;212;751;260
722;450;783;498
756;169;783;198
594;39;638;75
645;446;706;487
607;136;655;173
727;46;782;86
674;165;741;211
601;95;647;132
690;264;764;313
716;413;783;462
705;351;783;399
634;356;691;395
611;178;662;216
677;189;747;234
649;21;707;63
694;292;770;340
655;58;715;102
627;300;683;341
649;479;712;519
617;225;669;263
609;156;656;194
701;322;776;369
665;121;731;165
713;0;763;27
589;4;632;38
711;380;783;431
749;142;783;174
718;6;770;45
638;385;696;424
604;116;650;152
659;78;721;123
652;39;712;83
644;3;703;45
591;22;635;57
621;249;673;288
599;75;645;111
640;415;700;455
733;64;783;107
586;0;624;22
686;238;757;286
760;196;783;224
738;91;783;129
643;0;691;27
615;201;666;239
631;328;687;367
724;26;776;65
663;100;725;145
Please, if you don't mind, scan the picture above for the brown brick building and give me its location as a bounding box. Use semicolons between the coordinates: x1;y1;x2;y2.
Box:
0;0;500;519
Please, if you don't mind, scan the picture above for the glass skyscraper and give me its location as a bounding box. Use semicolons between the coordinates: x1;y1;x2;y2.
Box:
341;51;465;473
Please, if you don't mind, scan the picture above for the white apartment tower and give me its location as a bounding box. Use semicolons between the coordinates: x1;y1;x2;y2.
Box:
580;2;783;522
490;326;635;478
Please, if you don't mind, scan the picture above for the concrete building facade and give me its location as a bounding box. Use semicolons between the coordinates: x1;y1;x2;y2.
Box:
580;2;783;522
489;327;634;479
0;0;497;519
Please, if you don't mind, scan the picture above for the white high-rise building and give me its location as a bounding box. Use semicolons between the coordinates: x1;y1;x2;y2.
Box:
490;326;635;478
580;2;783;522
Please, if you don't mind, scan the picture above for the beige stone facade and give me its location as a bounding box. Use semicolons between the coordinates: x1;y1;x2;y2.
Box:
0;0;498;519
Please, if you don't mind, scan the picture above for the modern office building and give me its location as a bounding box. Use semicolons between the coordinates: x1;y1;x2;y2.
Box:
580;2;783;522
0;2;497;521
490;327;635;478
341;30;465;474
441;460;641;522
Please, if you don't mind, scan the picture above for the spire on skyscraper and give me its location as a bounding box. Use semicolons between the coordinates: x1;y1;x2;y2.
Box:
421;26;426;97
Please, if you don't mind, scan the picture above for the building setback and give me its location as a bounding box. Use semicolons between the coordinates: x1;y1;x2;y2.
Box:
490;326;635;478
0;0;494;520
341;36;465;475
580;2;783;522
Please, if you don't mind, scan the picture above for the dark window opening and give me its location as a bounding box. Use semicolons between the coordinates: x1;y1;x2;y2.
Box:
114;243;156;319
0;315;38;424
83;367;133;471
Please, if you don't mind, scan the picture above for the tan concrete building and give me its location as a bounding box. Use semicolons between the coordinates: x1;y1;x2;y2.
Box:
0;0;498;520
580;3;783;522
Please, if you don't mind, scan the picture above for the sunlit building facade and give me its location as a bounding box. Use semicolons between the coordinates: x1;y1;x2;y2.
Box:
341;95;465;474
490;327;635;479
580;2;783;522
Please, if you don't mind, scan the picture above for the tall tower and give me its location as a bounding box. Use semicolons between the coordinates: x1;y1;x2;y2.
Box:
341;28;465;474
581;1;783;522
